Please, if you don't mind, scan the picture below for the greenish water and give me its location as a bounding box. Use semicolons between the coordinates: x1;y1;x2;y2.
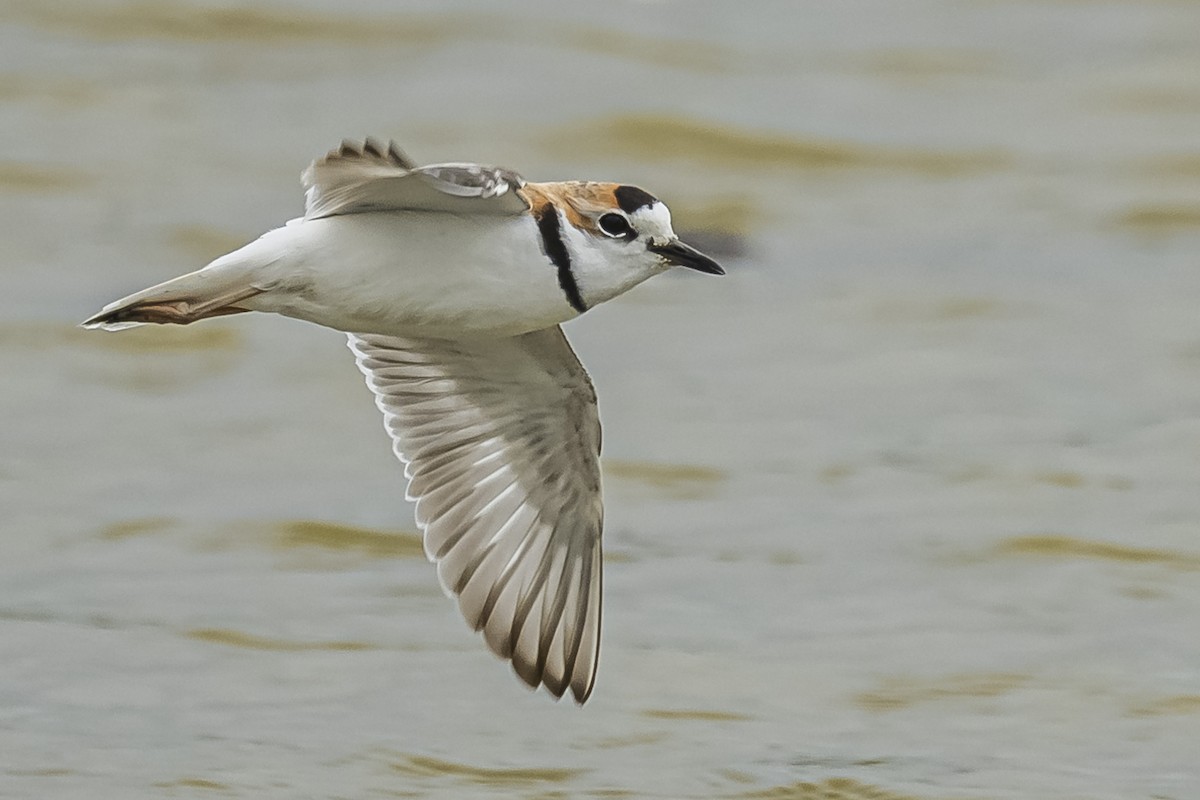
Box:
2;1;1199;798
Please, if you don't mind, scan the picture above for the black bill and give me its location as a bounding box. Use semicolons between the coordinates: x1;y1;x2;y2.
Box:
648;239;725;275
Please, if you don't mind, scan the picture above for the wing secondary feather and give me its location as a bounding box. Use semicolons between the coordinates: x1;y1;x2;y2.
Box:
347;327;603;703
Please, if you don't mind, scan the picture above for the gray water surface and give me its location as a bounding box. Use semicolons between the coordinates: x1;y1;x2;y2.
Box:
2;1;1199;798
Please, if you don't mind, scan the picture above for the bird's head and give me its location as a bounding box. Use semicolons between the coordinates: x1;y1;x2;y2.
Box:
522;181;724;310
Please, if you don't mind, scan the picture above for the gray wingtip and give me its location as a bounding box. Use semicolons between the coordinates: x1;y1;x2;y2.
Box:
329;138;417;170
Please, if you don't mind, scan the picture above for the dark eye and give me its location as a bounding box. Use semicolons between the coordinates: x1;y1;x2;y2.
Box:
598;213;634;239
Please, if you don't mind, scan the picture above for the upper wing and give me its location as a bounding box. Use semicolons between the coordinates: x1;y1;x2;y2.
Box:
347;327;604;704
303;138;529;219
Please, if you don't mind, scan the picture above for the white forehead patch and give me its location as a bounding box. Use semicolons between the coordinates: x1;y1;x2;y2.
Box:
629;202;675;244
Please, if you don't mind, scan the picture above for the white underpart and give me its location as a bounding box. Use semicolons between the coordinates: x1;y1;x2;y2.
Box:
235;211;583;337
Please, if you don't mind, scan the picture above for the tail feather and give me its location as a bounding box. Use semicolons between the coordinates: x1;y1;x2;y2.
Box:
81;269;264;331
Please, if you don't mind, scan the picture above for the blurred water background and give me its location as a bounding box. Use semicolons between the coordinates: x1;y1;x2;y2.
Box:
2;1;1200;798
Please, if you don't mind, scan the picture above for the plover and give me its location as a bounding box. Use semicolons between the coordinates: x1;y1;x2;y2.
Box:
84;139;724;704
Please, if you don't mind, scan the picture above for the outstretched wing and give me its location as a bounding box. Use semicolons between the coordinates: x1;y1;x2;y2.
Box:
347;327;604;704
303;138;529;219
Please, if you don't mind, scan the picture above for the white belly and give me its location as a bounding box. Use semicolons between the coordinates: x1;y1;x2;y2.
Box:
237;212;579;337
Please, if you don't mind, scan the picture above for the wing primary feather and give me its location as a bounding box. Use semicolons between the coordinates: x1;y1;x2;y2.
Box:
457;502;540;628
424;475;519;560
475;518;542;641
537;546;577;696
509;531;566;679
389;141;416;169
561;536;594;697
570;543;603;703
446;483;527;594
475;519;545;648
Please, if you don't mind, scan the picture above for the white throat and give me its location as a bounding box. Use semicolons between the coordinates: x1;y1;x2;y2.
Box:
557;211;672;309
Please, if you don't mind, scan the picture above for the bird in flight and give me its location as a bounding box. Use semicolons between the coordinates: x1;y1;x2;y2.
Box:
84;139;724;704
